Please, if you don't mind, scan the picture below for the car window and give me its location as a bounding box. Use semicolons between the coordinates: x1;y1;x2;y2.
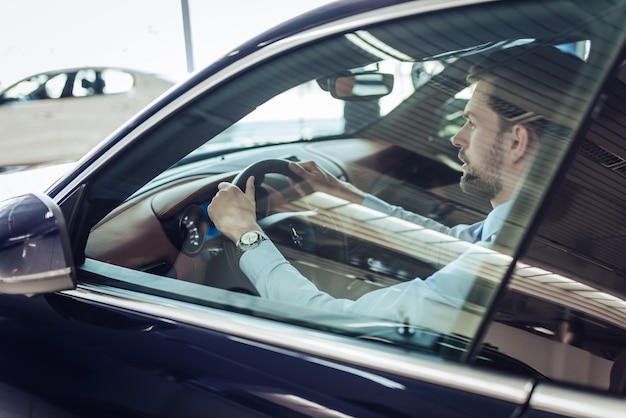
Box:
73;69;105;96
1;72;68;102
483;57;626;392
80;0;626;388
43;73;68;99
100;69;134;94
190;60;415;154
72;68;134;97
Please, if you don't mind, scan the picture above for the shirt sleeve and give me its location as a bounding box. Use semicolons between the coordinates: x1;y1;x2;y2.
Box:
362;194;479;242
240;240;352;311
240;238;494;328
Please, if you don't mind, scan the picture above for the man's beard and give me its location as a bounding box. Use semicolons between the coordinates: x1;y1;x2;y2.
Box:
459;136;504;200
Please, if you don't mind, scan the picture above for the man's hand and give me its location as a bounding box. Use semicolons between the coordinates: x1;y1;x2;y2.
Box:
208;176;262;243
288;161;366;204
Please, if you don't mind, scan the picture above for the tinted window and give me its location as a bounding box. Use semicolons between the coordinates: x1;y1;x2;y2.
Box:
483;59;626;392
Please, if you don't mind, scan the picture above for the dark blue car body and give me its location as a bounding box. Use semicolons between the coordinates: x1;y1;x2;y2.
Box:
1;1;625;416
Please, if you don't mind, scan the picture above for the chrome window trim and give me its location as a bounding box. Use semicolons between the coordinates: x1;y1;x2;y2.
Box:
63;279;533;405
53;0;497;201
530;384;626;418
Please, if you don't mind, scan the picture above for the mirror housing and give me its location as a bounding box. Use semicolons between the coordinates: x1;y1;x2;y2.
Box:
0;192;76;295
317;71;394;101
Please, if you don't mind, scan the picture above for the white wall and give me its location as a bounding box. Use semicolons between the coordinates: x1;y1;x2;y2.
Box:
0;0;334;87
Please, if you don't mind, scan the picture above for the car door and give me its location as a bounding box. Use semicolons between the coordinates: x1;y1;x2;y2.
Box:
1;0;625;416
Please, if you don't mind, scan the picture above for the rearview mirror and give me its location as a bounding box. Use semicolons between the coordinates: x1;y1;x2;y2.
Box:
317;72;394;101
0;193;76;295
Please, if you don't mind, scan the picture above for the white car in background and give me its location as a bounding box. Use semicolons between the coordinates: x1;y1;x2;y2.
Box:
0;67;173;169
0;161;76;201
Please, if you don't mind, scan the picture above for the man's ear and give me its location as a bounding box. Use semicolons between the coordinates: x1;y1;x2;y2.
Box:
509;124;533;164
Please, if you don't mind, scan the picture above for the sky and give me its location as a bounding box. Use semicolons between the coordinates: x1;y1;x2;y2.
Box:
0;0;334;87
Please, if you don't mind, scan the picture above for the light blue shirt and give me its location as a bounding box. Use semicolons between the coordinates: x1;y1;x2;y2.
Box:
240;195;512;325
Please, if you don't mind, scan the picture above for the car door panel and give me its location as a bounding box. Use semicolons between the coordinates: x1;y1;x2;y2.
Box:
0;279;537;417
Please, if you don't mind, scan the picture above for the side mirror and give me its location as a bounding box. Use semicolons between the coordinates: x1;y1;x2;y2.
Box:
0;193;76;295
317;72;394;101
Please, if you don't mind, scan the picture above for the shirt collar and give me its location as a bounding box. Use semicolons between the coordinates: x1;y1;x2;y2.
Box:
482;200;513;241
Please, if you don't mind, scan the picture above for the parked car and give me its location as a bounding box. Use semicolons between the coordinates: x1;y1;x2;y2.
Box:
0;0;625;416
0;161;76;201
0;67;173;169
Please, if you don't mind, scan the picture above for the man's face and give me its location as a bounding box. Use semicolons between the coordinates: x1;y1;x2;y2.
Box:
451;81;508;201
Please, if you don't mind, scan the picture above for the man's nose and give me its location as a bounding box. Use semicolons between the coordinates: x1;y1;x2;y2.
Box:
451;125;467;148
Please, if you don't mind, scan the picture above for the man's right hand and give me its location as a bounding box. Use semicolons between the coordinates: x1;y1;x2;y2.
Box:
288;161;366;204
208;176;262;243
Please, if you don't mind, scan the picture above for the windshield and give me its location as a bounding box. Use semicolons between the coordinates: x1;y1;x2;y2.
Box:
188;60;418;156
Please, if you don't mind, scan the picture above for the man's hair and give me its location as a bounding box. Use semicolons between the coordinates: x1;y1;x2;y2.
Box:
467;45;588;139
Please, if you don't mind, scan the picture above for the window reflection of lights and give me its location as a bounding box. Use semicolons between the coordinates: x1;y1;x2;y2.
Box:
531;326;555;336
422;61;445;76
585;292;621;301
536;273;574;283
403;228;458;244
436;154;463;172
525;273;571;283
550;282;594;291
332;203;387;221
514;265;551;277
513;264;625;329
345;30;413;61
454;84;475;100
556;40;591;61
594;299;626;309
573;291;626;308
292;192;626;328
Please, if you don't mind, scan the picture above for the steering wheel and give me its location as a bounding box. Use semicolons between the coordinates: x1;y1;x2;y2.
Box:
220;159;314;295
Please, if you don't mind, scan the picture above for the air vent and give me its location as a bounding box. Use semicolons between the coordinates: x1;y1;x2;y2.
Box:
579;139;624;167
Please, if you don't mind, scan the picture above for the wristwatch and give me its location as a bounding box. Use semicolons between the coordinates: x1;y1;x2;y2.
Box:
236;231;268;254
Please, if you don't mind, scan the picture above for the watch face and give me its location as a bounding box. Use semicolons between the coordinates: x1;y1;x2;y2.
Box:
237;231;266;252
241;232;258;245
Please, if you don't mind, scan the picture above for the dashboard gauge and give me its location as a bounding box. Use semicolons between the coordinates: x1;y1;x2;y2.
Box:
180;205;208;255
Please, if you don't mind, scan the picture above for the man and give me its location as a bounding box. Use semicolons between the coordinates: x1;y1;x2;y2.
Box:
208;45;584;325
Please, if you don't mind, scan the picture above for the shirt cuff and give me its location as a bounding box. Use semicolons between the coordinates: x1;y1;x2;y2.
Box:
362;194;394;213
239;239;287;285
